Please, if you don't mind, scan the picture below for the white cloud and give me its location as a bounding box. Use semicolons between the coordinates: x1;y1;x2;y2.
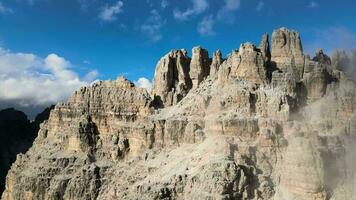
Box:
256;1;265;11
197;0;240;36
77;0;96;10
84;70;99;82
304;27;356;55
134;77;152;92
173;0;209;21
161;0;168;9
197;15;215;36
0;47;98;108
222;0;240;11
99;1;123;22
216;0;240;21
308;1;319;8
141;10;166;42
0;2;12;14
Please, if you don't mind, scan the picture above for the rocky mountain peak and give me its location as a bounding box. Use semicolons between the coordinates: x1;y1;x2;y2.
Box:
259;33;271;62
2;27;356;200
271;27;304;78
209;49;223;79
189;46;211;89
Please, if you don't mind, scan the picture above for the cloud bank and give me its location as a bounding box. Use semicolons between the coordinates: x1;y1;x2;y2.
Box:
134;77;152;92
0;47;98;116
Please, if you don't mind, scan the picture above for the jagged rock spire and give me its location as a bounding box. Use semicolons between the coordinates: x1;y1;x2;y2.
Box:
189;46;211;89
259;33;271;62
235;43;268;84
209;49;223;79
312;48;331;65
271;27;305;79
151;49;191;107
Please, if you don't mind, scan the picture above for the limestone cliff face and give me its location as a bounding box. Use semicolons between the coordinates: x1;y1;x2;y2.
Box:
0;107;53;195
271;27;305;79
151;49;191;107
2;28;356;200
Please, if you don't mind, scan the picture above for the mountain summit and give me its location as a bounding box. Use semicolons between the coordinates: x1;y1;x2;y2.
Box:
2;28;356;200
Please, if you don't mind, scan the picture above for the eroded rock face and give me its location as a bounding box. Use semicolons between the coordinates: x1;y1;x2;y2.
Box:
209;49;223;79
271;27;305;79
0;107;53;195
151;49;191;107
260;33;271;63
235;43;269;84
2;28;356;200
189;46;211;89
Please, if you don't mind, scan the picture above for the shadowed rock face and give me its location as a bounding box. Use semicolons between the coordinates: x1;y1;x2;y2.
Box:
151;49;192;107
2;28;356;200
0;106;53;195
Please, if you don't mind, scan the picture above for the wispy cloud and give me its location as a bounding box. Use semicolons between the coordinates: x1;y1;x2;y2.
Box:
134;77;152;92
256;1;265;11
173;0;209;21
197;15;215;36
161;0;168;9
99;1;124;22
0;47;98;109
140;10;166;42
198;0;240;36
304;27;356;55
216;0;240;21
77;0;96;10
0;2;12;14
308;1;319;8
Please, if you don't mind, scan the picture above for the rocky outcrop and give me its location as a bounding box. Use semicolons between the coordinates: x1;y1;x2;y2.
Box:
189;46;210;89
2;28;356;200
151;50;191;107
235;43;269;84
313;49;331;65
271;27;305;79
209;49;223;79
260;33;271;63
0;106;53;195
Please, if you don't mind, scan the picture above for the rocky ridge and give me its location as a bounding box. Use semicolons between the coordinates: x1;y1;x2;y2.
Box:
0;106;53;195
2;28;356;200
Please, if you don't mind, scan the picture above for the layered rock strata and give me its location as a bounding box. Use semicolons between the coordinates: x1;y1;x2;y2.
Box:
2;28;356;200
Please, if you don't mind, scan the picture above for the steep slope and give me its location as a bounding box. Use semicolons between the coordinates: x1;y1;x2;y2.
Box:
2;28;356;200
0;106;53;195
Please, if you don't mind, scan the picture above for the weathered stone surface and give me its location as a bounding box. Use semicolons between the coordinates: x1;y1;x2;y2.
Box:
151;50;191;107
235;43;269;84
209;49;223;79
259;33;271;63
271;27;305;79
2;28;356;200
0;107;52;195
313;48;331;65
189;46;210;89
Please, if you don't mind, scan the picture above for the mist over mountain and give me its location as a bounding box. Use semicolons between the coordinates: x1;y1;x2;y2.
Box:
1;27;356;199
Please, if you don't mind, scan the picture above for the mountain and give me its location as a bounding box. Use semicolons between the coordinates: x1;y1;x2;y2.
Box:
0;106;53;195
2;28;356;200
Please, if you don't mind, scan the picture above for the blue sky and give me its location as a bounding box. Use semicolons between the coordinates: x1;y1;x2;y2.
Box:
0;0;355;117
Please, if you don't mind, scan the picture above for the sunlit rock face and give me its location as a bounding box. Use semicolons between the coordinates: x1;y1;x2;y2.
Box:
2;28;356;200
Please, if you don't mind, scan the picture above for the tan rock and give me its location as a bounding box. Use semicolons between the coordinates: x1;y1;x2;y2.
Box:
235;43;269;84
271;27;305;79
209;49;223;79
151;50;192;107
2;28;356;200
189;46;210;89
